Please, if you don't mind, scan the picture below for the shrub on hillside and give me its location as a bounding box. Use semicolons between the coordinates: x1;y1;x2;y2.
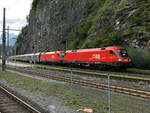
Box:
127;48;150;69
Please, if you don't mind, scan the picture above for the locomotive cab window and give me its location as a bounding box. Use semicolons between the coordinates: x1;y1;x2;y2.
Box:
109;50;115;55
61;52;66;56
117;49;128;57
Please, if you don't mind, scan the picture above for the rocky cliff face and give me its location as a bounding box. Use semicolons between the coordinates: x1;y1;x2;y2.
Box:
16;0;150;54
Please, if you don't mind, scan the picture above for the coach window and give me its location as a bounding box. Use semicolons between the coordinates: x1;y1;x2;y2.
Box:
110;50;115;55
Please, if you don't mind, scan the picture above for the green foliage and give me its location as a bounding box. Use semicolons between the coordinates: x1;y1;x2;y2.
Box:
52;11;60;19
114;0;128;11
88;34;122;48
69;39;80;49
122;26;133;37
88;24;123;48
127;48;150;69
52;3;67;19
134;26;146;32
85;0;105;17
32;0;41;11
136;81;146;86
88;0;115;34
68;19;93;49
66;0;107;49
143;22;150;31
87;0;150;49
91;0;114;22
127;68;150;75
59;4;65;11
28;0;43;18
14;43;20;55
21;25;28;36
129;1;150;27
86;0;150;50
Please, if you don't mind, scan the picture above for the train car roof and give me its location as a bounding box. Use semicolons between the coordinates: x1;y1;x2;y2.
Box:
41;51;64;54
66;48;101;52
105;46;126;50
66;46;126;53
11;53;41;57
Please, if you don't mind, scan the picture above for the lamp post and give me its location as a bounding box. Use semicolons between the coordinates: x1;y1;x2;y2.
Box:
108;73;111;113
7;26;9;58
2;8;6;71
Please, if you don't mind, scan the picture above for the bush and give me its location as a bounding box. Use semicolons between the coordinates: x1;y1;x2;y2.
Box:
136;81;146;86
68;19;93;49
127;48;150;69
32;0;41;12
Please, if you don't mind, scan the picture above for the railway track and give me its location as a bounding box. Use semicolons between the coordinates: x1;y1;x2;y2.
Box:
33;64;150;83
0;85;42;113
6;65;150;99
7;61;150;80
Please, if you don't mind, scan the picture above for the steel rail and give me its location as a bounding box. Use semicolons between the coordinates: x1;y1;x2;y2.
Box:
0;85;42;113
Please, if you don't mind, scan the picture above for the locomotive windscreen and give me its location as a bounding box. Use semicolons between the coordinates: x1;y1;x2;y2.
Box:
117;49;128;57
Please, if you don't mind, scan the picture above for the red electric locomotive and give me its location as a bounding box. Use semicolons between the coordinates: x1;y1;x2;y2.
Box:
40;51;65;62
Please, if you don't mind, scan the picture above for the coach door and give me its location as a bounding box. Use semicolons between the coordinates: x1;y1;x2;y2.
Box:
60;52;66;60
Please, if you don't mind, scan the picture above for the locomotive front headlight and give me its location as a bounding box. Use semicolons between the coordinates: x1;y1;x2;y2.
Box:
118;58;122;61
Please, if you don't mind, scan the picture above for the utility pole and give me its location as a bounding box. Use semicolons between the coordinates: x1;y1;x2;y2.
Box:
7;26;9;58
33;34;36;69
108;73;111;113
2;8;6;71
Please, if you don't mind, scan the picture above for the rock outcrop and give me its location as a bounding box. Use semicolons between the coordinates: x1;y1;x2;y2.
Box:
16;0;150;54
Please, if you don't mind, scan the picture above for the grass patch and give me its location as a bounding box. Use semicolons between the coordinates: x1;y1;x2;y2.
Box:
136;81;146;86
127;68;150;75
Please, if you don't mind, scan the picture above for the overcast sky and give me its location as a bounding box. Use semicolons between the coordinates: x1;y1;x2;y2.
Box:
0;0;32;35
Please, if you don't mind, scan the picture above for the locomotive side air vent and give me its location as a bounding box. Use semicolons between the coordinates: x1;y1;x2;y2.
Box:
72;50;77;52
101;47;105;50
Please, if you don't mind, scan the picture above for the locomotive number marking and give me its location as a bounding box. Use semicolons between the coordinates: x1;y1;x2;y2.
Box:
51;55;55;59
92;54;100;59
